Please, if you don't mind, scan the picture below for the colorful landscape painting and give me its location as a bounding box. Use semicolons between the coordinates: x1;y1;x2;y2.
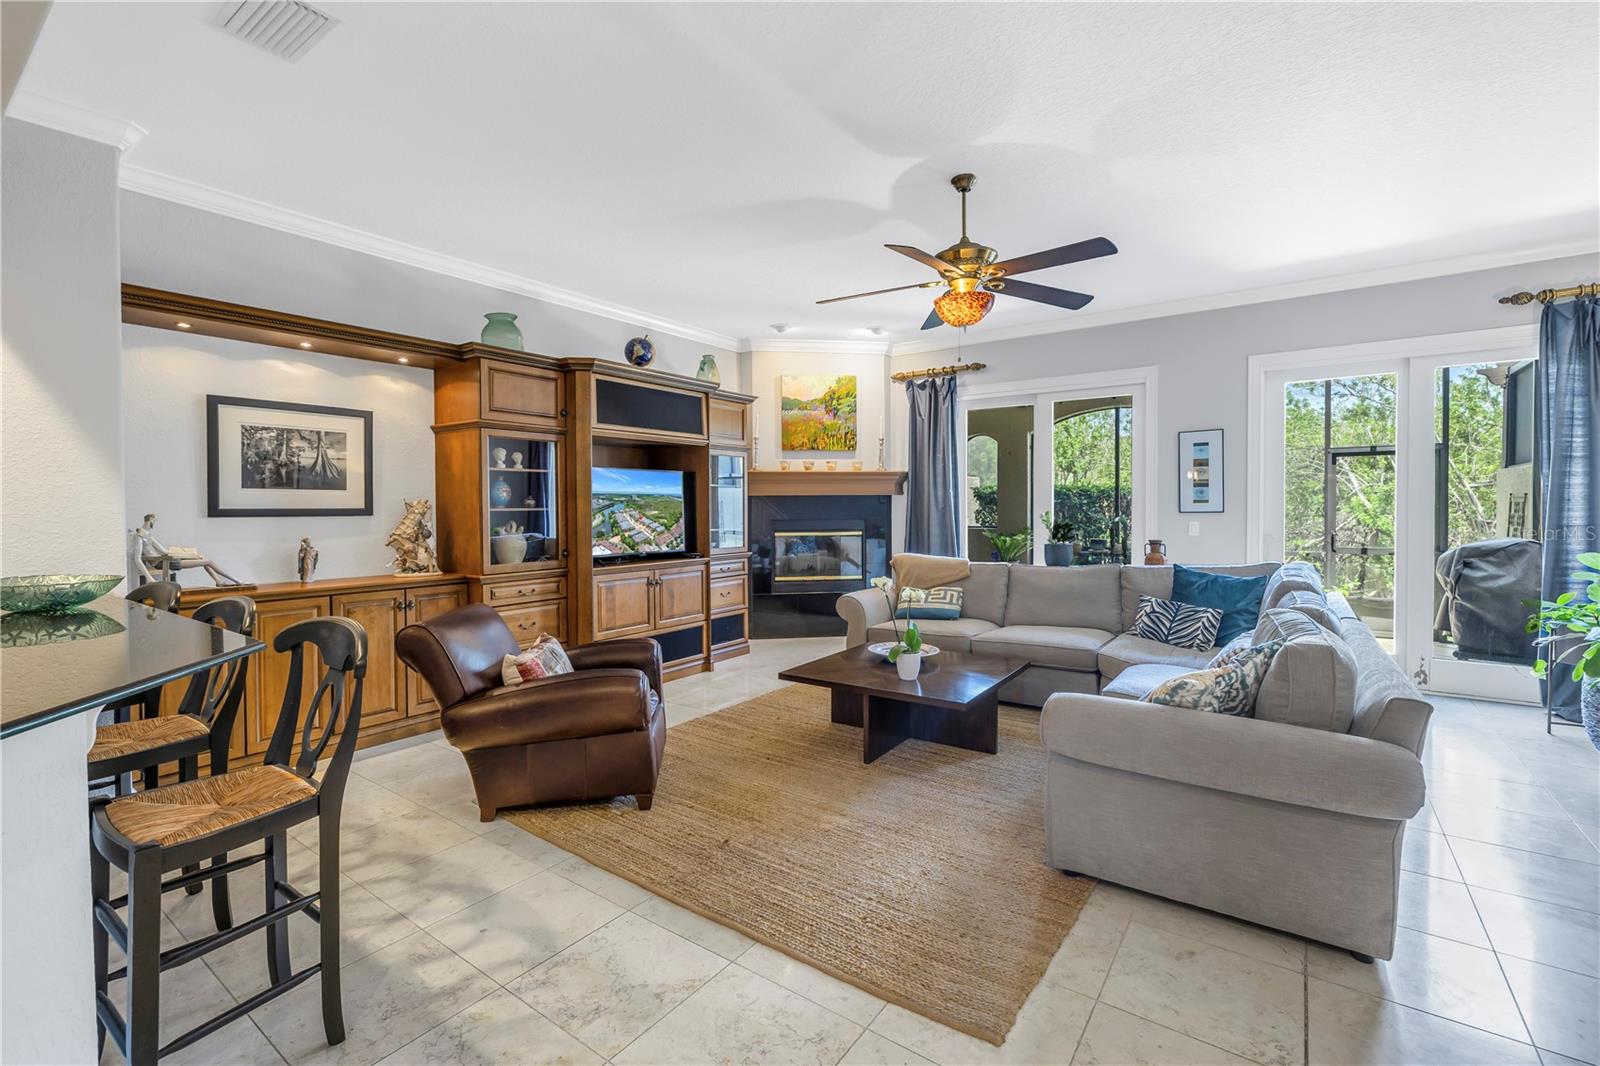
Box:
780;374;857;452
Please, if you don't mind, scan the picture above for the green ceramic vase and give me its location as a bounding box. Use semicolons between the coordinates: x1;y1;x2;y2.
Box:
480;312;524;351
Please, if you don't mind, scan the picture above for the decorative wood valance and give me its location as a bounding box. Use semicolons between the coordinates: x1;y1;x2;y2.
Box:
749;469;907;496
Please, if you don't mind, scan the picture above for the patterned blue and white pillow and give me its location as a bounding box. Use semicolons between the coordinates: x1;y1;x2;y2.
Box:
1145;641;1285;716
895;585;963;620
1132;595;1222;650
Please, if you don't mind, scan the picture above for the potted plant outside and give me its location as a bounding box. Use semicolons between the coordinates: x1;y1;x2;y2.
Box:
1041;512;1076;567
988;530;1033;564
1527;552;1600;750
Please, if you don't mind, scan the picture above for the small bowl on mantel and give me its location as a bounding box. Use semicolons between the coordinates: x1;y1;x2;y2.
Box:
0;574;123;614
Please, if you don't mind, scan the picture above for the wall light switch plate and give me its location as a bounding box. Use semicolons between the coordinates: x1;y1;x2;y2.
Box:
1188;521;1200;536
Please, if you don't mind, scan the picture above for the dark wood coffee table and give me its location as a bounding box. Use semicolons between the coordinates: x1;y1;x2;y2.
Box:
779;646;1028;764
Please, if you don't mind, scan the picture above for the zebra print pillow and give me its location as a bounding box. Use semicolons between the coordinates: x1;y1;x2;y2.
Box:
1132;595;1223;650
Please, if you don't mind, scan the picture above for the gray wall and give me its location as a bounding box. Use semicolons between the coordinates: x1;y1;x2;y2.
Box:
2;118;126;576
890;253;1598;563
119;191;741;387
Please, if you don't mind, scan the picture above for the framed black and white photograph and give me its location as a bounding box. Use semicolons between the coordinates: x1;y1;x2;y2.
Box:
1178;428;1224;513
207;395;373;517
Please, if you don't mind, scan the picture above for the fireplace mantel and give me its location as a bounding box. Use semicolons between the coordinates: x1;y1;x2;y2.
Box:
749;469;907;496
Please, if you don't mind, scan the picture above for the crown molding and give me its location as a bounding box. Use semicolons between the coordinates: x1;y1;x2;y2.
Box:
884;237;1599;357
118;165;741;351
740;337;891;356
4;91;147;153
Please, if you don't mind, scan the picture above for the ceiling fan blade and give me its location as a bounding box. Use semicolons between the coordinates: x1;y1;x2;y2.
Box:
921;308;945;330
886;244;958;276
988;278;1094;310
990;237;1117;278
815;281;938;305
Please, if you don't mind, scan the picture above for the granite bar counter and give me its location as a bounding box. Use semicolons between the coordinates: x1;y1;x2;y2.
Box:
0;595;261;1064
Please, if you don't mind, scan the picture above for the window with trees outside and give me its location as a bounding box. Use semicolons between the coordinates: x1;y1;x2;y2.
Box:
1052;400;1132;563
1284;374;1397;644
966;434;998;528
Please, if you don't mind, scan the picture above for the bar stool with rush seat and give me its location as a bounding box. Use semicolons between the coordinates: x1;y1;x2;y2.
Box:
89;616;368;1065
87;595;256;929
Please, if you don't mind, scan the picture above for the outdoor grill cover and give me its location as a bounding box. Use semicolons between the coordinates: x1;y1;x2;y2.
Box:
1434;537;1541;663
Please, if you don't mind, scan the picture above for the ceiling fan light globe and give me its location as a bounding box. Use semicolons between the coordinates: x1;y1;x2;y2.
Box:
934;289;994;328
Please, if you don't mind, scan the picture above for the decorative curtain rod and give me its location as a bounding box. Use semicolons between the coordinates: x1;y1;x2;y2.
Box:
1498;283;1600;306
890;361;987;382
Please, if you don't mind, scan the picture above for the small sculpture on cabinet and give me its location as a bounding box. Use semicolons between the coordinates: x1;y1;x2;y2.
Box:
297;538;319;583
1144;539;1169;565
387;498;441;574
130;513;245;586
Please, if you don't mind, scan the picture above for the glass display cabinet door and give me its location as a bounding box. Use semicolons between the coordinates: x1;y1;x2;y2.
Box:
486;433;560;569
711;452;747;551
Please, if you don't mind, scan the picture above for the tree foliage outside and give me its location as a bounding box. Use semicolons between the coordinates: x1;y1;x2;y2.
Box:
967;407;1131;556
1051;407;1131;553
1282;365;1511;611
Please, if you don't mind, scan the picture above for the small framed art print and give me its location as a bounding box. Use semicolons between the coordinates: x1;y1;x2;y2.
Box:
1178;429;1223;514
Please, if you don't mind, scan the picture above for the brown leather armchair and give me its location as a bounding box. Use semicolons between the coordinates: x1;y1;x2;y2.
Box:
395;604;665;820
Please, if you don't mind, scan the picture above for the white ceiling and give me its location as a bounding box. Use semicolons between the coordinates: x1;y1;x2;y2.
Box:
12;2;1599;350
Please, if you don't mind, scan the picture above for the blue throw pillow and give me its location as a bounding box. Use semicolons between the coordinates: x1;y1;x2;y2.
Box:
1171;565;1271;645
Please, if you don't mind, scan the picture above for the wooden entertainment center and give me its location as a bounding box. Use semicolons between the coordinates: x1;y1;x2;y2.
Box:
128;286;753;754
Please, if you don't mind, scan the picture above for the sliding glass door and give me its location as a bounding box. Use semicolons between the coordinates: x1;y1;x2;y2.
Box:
1258;332;1541;702
1401;354;1540;702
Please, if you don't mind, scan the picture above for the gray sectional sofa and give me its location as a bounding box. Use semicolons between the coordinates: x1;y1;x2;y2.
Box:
837;561;1281;705
836;560;1434;960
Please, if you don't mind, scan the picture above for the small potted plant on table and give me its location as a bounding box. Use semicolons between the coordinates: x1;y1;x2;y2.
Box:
1528;552;1600;750
1041;512;1077;567
869;575;926;679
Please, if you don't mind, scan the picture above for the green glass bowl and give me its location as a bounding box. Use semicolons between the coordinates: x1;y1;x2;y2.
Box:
0;574;123;614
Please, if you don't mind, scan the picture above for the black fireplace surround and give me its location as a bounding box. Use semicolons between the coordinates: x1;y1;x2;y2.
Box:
750;493;890;638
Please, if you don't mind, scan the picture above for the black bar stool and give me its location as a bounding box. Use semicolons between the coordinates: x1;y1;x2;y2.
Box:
87;596;256;927
90;616;368;1065
103;582;185;761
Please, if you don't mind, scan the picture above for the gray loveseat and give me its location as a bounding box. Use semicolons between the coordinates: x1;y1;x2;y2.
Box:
836;560;1433;960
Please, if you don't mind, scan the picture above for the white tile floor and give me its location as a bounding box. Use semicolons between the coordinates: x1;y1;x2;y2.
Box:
130;638;1600;1066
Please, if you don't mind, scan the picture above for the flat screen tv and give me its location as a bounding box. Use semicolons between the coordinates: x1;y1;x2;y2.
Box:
591;467;688;558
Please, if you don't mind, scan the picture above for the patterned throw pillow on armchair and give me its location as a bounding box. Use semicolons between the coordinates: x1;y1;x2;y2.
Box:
501;634;575;686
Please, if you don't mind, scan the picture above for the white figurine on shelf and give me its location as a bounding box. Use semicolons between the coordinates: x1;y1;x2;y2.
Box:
130;513;244;586
297;537;319;583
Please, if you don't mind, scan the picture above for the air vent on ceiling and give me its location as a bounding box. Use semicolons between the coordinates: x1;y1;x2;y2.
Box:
215;0;338;62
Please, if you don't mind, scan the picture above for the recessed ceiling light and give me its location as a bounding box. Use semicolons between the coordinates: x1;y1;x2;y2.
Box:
866;327;886;336
397;357;409;364
176;321;192;329
769;323;791;334
299;341;313;349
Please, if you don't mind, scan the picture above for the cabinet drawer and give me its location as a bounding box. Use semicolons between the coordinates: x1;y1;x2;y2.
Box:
483;576;567;606
709;576;746;612
709;558;747;578
499;601;566;646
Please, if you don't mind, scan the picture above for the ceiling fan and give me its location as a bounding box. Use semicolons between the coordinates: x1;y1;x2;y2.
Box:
817;173;1117;330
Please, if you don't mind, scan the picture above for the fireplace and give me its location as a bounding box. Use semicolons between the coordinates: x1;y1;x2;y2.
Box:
773;530;865;584
751;494;889;637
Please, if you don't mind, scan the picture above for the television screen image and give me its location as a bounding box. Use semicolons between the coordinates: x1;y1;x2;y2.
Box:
591;467;688;557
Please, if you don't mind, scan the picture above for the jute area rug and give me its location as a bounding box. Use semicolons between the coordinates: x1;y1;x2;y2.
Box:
505;683;1093;1045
